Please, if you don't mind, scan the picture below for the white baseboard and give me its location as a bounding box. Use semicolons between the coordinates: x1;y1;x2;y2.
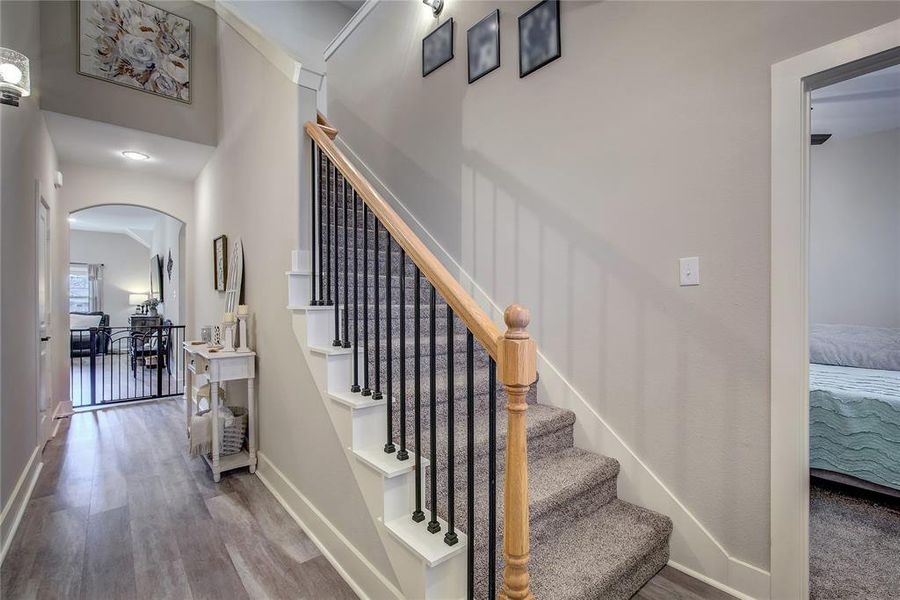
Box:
53;399;74;419
0;445;43;565
255;452;403;600
337;138;772;600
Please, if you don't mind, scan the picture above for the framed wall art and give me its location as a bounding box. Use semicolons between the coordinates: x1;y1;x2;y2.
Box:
213;234;227;292
467;10;500;84
423;18;454;77
518;0;560;78
78;0;192;103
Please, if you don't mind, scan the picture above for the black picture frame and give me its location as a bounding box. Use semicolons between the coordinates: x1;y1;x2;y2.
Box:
467;10;500;84
518;0;561;78
422;18;454;77
213;234;227;292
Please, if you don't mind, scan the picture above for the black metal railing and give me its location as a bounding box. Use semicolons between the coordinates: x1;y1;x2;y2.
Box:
69;325;185;408
310;145;500;598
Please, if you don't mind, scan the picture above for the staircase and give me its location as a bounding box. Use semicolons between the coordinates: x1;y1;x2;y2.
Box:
287;116;672;599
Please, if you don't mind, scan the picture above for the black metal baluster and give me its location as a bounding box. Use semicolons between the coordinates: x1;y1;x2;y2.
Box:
361;206;371;396
488;358;498;599
373;220;383;401
397;250;409;461
384;235;395;453
342;179;351;349
444;308;458;546
427;285;441;534
351;192;361;393
332;170;341;346
310;140;318;305
326;160;333;307
466;330;475;598
412;266;425;522
317;153;325;305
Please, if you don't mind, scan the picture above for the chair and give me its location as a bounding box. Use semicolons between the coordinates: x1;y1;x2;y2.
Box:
130;319;173;375
69;312;110;357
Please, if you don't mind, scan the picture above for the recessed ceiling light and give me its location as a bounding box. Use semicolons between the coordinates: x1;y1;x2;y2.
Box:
122;150;150;161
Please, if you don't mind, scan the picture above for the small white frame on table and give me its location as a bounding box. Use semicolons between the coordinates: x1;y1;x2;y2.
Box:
183;342;257;482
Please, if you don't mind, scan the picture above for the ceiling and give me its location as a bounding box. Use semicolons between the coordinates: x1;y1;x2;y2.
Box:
44;111;216;182
811;63;900;139
69;205;177;247
336;1;365;13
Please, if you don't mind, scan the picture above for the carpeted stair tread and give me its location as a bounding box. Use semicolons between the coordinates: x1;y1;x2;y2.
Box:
528;499;672;600
423;403;575;473
526;448;620;521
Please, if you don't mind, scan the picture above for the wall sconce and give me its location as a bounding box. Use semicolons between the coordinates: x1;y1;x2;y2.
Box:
423;0;444;17
0;47;30;107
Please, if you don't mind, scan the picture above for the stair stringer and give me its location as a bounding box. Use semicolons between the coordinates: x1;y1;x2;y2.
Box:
287;268;468;600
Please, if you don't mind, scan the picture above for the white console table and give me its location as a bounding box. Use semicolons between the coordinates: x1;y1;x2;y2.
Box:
183;342;257;482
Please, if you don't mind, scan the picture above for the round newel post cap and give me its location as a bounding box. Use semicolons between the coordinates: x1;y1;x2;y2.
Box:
504;305;530;339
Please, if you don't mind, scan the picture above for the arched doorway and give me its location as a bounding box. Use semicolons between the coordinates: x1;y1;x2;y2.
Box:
67;204;187;408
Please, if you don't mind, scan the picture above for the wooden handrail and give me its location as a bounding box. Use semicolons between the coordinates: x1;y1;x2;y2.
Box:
306;120;535;598
305;121;502;358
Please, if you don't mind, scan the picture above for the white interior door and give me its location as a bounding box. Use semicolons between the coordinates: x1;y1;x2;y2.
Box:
37;193;52;443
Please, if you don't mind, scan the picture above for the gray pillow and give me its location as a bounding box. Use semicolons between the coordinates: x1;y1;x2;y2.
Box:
810;324;900;371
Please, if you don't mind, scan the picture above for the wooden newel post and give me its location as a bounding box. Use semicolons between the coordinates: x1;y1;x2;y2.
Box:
498;304;537;600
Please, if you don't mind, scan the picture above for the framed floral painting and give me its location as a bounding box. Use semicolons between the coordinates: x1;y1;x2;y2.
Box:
78;0;191;103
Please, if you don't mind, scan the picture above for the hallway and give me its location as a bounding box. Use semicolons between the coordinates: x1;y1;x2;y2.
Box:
0;399;357;600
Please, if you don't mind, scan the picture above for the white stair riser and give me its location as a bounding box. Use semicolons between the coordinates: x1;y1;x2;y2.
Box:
288;265;466;600
287;272;312;307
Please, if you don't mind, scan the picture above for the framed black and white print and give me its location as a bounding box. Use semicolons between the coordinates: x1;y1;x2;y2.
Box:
518;0;560;78
213;235;227;292
423;18;454;77
467;10;500;84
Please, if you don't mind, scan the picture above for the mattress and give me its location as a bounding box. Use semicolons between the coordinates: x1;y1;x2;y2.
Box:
809;363;900;491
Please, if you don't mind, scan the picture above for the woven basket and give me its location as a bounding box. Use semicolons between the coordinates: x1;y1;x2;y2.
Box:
220;406;248;456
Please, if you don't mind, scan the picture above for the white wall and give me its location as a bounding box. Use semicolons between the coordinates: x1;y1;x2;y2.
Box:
39;0;219;145
219;0;354;76
69;230;150;327
810;128;900;328
325;0;900;572
0;0;60;545
192;17;398;590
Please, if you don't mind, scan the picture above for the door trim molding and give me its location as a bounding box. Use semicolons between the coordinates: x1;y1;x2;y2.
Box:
770;19;900;600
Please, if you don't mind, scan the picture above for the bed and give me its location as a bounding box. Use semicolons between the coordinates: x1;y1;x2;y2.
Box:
809;324;900;493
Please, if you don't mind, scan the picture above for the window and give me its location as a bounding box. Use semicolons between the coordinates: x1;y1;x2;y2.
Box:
69;263;90;312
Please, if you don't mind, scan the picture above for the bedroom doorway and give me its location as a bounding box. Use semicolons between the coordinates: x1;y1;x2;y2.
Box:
770;19;900;600
807;62;900;600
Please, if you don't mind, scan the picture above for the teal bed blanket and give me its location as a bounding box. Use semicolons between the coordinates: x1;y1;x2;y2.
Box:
810;363;900;491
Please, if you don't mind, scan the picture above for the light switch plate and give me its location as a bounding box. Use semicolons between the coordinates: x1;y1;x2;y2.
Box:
680;257;700;286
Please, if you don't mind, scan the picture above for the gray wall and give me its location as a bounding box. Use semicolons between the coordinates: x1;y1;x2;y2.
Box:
220;0;354;75
69;230;151;327
326;0;900;569
192;18;396;586
39;0;219;145
810;129;900;328
0;0;60;510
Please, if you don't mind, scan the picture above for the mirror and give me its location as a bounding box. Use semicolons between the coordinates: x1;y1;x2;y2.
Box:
150;254;163;300
224;237;243;317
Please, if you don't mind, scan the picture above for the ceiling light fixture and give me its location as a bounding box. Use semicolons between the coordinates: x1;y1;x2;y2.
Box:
0;47;30;107
122;150;150;161
423;0;444;17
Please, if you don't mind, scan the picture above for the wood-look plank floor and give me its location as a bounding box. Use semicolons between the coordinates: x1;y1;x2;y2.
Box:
635;566;737;599
2;398;733;600
1;398;356;600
